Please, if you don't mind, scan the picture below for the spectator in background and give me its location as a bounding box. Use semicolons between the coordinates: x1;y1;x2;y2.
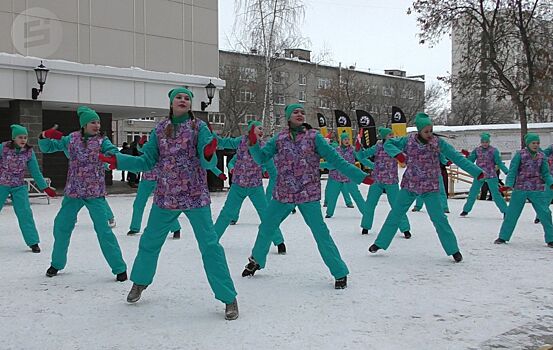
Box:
119;142;130;181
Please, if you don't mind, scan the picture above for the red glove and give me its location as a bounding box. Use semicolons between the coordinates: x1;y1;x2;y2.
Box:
43;128;63;140
99;154;117;170
138;135;148;146
394;153;406;163
362;176;374;185
229;169;234;175
477;172;485;180
263;171;269;178
499;186;512;193
204;138;217;158
355;139;361;152
44;187;57;197
461;149;470;157
218;173;227;181
446;160;452;166
248;125;257;145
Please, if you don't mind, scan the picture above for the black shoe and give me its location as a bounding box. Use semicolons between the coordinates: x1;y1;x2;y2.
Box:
325;214;331;218
116;271;128;282
127;283;148;303
225;299;239;320
534;218;540;224
323;203;327;208
46;266;58;277
277;243;286;255
403;231;412;239
346;204;354;208
241;257;260;277
547;242;553;248
335;276;347;289
452;251;463;263
444;209;450;214
172;230;181;239
368;244;380;253
411;207;421;212
460;211;468;217
230;220;237;225
127;230;139;236
361;229;369;235
291;208;297;214
494;238;507;244
30;244;41;253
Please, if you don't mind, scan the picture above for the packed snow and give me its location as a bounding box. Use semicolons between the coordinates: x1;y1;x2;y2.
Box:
1;179;553;350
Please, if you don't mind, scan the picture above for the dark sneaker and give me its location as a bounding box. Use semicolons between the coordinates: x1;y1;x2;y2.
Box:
361;229;369;235
494;238;507;244
444;209;450;213
460;211;468;217
534;217;540;224
241;257;260;277
325;214;331;218
411;207;420;212
230;220;237;225
452;251;463;263
277;243;286;255
172;230;181;239
547;242;553;248
108;218;116;228
225;299;239;320
368;244;380;253
46;266;58;277
346;204;354;208
30;244;41;253
127;230;139;236
127;284;147;303
116;271;128;282
291;208;297;214
403;231;412;239
335;276;347;289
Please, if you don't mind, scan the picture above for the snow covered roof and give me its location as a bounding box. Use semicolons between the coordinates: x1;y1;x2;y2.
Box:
406;122;553;133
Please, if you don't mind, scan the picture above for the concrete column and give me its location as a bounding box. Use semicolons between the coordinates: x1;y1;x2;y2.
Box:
9;100;44;166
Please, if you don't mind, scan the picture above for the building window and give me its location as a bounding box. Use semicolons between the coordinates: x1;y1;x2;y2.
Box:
138;117;155;121
299;73;307;86
238;89;255;103
273;71;288;84
382;86;394;97
319;98;330;109
239;67;257;81
299;90;306;102
208;113;225;125
126;131;148;144
367;85;378;95
318;78;331;89
275;94;286;105
275;113;283;126
243;114;257;125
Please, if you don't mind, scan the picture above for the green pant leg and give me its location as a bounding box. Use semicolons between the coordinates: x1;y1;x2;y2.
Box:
422;192;459;255
498;190;527;241
361;182;384;230
414;195;423;210
265;178;275;203
129;179;156;232
325;179;344;217
184;205;237;304
169;217;181;233
130;204;182;285
251;200;295;268
323;179;331;205
298;201;349;279
374;189;416;250
104;198;115;220
213;184;247;240
51;196;84;270
248;186;284;246
84;198;127;274
528;191;553;243
385;184;411;233
345;182;366;214
0;186;10;213
439;177;449;211
341;186;353;206
487;178;507;213
462;180;484;213
10;186;41;246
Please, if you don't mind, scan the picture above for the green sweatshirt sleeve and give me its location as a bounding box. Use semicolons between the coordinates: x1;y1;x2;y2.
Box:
249;135;277;166
357;144;377;159
315;134;366;184
467;149;477;163
27;150;48;190
38;135;71;154
197;122;217;169
494;148;509;174
439;138;482;178
116;130;158;173
543;146;553;157
101;138;120;155
505;152;521;188
216;135;243;150
227;156;236;171
264;159;278;178
540;158;553;188
209;165;222;177
383;136;408;157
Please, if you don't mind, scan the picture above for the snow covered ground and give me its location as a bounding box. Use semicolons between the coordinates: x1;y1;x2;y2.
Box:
1;180;553;350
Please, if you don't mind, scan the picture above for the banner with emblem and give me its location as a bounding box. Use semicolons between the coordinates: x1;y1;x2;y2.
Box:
391;106;407;137
334;110;353;145
317;113;329;138
355;110;377;148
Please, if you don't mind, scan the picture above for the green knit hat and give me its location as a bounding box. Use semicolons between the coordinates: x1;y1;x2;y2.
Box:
168;87;194;104
10;124;28;139
524;133;540;145
378;127;392;139
247;120;262;130
480;132;491;143
414;112;433;131
285;103;304;120
77;106;100;128
340;132;350;141
330;141;339;148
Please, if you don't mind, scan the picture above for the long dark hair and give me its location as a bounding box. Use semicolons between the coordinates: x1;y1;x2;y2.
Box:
164;106;196;138
7;140;32;150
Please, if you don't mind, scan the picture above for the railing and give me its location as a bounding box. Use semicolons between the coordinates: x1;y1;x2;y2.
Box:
25;177;52;204
446;166;510;201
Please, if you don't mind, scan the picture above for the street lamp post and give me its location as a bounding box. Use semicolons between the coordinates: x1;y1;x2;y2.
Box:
200;80;216;111
31;61;49;100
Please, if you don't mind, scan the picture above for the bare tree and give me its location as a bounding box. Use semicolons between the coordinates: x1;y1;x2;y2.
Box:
233;0;306;134
410;0;553;146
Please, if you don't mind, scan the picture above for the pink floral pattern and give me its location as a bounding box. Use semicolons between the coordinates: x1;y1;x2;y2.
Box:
329;146;355;183
232;136;263;188
65;132;106;198
475;146;497;179
373;142;399;184
0;142;32;187
514;148;545;191
401;134;441;194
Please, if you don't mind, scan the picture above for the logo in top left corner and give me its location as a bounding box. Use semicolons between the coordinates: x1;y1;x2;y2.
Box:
11;8;63;58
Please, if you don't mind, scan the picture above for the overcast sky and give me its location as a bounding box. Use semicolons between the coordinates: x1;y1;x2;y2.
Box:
218;0;451;85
